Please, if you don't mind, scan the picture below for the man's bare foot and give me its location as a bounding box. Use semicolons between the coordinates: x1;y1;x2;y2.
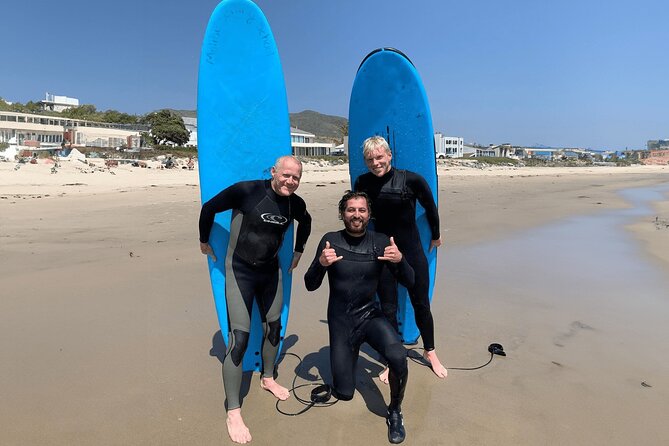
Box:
260;377;290;400
226;408;252;444
378;366;390;385
424;350;448;379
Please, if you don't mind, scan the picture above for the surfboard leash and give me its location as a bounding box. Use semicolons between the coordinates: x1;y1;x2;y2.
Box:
275;352;338;417
407;343;506;371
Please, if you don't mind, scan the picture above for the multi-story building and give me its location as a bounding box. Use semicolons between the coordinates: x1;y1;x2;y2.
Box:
0;110;147;149
434;132;464;158
290;126;336;156
40;93;79;112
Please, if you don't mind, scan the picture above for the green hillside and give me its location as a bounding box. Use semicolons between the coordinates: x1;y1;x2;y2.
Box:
171;109;347;141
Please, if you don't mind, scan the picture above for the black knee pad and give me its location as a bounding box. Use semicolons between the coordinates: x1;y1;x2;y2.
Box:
229;329;249;367
331;388;354;401
267;319;282;347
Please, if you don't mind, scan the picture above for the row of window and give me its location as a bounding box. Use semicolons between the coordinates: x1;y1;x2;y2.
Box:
0;112;147;131
291;135;312;143
293;147;330;156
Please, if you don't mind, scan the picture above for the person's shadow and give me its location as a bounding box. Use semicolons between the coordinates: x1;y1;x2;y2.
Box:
210;326;393;417
280;323;391;418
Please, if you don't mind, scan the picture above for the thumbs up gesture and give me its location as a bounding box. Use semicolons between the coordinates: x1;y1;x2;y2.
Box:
378;236;402;263
319;240;343;267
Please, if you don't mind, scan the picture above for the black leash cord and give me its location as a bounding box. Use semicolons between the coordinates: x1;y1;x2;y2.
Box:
407;347;500;371
275;352;338;417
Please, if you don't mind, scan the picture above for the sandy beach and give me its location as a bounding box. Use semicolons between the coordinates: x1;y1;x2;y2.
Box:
1;159;668;445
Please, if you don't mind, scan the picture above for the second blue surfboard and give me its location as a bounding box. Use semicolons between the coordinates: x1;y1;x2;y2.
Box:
348;48;438;344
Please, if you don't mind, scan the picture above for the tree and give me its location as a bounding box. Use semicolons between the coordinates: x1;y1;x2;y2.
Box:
142;109;190;146
101;109;138;124
62;104;98;121
337;120;349;145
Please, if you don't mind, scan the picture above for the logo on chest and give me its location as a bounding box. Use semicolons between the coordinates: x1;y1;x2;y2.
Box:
261;213;288;225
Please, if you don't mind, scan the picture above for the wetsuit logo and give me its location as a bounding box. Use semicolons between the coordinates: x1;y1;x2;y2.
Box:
261;213;288;225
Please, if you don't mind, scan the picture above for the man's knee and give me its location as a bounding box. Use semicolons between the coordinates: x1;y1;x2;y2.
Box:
384;342;408;376
266;319;282;347
228;329;250;367
332;388;354;401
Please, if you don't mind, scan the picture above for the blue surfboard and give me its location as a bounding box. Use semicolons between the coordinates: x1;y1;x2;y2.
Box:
198;0;293;372
348;48;438;344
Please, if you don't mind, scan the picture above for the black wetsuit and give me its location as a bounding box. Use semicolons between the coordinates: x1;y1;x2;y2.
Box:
354;168;440;349
199;179;311;410
304;230;414;409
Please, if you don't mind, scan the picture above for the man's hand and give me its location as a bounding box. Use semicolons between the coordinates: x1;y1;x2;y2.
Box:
429;237;442;252
289;251;302;273
319;241;343;267
200;242;217;263
378;236;402;263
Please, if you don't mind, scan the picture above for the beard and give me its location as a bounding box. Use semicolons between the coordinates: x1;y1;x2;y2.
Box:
343;216;368;235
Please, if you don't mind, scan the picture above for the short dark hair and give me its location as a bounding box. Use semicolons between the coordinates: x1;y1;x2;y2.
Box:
338;190;372;219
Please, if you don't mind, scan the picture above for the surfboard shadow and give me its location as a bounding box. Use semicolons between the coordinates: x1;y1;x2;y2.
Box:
210;330;254;409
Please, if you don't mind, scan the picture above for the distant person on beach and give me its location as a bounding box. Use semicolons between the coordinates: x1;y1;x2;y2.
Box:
354;136;447;381
199;155;312;444
304;191;413;444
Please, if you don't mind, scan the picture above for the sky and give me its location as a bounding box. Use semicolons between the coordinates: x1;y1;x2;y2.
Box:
4;0;668;150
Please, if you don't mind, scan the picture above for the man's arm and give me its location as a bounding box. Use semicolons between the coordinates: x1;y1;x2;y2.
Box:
289;197;312;272
198;181;252;243
292;197;312;253
378;234;415;289
304;236;342;291
408;172;441;243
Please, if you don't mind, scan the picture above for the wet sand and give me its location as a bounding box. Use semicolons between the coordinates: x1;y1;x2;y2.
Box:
1;160;668;445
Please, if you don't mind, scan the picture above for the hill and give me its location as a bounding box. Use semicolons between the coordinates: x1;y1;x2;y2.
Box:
288;110;347;141
170;109;348;142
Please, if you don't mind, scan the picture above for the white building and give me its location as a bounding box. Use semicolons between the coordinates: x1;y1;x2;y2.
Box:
434;132;464;158
291;126;336;156
40;93;79;112
0;110;146;149
182;116;197;147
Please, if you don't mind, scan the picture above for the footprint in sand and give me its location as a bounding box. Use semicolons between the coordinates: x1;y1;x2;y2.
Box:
553;320;594;347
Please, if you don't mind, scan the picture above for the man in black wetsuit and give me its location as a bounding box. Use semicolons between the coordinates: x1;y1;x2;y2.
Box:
304;191;414;444
354;136;447;380
199;155;311;444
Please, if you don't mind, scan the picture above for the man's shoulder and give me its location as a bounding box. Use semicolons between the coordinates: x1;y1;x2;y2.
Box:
232;179;265;190
403;169;425;181
289;192;307;207
356;172;375;184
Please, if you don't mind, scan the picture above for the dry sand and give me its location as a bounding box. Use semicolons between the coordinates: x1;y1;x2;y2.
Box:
1;159;668;445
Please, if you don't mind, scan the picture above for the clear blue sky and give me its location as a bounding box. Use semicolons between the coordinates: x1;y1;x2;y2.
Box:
4;0;668;150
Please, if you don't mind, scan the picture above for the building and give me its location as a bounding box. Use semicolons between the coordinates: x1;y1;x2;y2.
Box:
0;110;147;149
647;139;669;150
290;126;336;156
40;93;79;112
518;147;559;160
182;116;198;147
475;143;516;158
434;132;464;158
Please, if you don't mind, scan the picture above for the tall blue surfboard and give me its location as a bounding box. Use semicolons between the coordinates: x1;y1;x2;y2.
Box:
348;48;438;344
198;0;293;372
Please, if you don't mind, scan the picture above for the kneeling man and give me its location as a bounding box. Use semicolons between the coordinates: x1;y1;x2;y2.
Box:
304;191;414;444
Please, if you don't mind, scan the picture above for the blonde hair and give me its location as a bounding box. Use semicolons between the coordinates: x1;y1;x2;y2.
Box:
362;136;391;158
